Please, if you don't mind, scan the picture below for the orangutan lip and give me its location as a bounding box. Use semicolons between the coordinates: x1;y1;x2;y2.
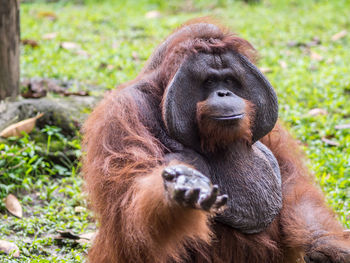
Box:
211;113;245;120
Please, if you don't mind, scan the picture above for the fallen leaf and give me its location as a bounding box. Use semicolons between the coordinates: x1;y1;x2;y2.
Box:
0;113;44;138
307;108;328;116
60;42;81;50
77;232;96;244
321;137;340;147
335;123;350;130
0;240;20;257
287;37;321;48
307;36;321;47
331;30;347;41
112;42;119;49
74;206;86;213
99;63;115;70
79;232;95;240
5;194;23;218
132;51;140;61
56;230;80;240
75;49;90;57
310;51;323;61
55;230;96;244
42;32;57;40
279;60;287;69
145;10;161;19
260;67;272;73
99;62;108;69
63;90;89;97
107;64;115;70
287;40;300;47
308;64;318;71
21;39;39;48
37;11;57;20
21;81;47;99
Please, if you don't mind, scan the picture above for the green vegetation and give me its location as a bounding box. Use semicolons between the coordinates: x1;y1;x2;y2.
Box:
1;0;349;261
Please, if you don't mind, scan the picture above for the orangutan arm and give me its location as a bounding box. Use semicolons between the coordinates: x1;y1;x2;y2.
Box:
279;176;350;262
82;90;226;263
262;124;350;262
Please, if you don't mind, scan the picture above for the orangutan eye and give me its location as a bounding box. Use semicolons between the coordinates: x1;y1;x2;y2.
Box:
225;77;242;90
204;77;215;86
224;77;233;85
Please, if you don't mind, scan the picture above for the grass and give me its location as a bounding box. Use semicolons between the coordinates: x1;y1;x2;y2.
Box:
1;0;350;261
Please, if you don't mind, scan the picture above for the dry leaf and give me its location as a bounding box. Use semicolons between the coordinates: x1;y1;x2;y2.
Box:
260;67;273;73
5;194;23;218
145;10;161;19
132;51;140;61
331;30;347;41
310;51;323;61
63;90;89;97
75;49;90;57
74;206;86;213
287;40;300;47
99;62;108;69
21;80;47;99
77;232;96;244
56;230;81;240
309;64;318;71
0;240;20;257
21;39;39;48
326;58;334;64
0;113;44;138
55;230;96;244
42;32;57;40
308;36;321;47
335;123;350;130
37;11;57;20
107;64;115;70
79;232;95;240
279;60;287;69
287;37;321;48
307;108;328;116
99;63;115;70
60;42;81;50
321;137;340;147
112;41;119;49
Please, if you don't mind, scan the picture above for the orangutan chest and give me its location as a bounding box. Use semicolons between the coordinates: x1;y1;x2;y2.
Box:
207;142;282;234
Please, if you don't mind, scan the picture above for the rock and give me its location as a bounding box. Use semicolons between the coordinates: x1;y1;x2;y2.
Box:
0;95;101;136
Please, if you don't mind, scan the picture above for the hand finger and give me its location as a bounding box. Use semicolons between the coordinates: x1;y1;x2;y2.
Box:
199;185;219;211
173;187;188;203
213;194;228;209
306;251;330;263
162;169;176;181
185;188;200;206
303;256;311;263
174;165;191;176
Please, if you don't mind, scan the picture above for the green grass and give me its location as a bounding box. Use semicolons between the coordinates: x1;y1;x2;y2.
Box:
1;0;350;261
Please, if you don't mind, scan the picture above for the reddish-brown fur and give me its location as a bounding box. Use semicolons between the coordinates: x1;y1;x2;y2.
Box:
197;100;254;152
82;19;349;263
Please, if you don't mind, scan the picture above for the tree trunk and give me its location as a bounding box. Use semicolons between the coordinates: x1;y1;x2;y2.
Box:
0;0;20;101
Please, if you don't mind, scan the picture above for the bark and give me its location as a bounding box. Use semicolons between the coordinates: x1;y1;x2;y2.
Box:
0;0;20;101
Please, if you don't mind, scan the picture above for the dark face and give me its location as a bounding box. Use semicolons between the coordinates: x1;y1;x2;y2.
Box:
163;51;278;151
194;53;247;119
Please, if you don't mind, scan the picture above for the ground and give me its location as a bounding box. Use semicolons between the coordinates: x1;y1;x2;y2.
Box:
0;0;349;262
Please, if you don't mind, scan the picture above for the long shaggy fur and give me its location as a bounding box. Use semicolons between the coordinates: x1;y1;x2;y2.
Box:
82;19;350;263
